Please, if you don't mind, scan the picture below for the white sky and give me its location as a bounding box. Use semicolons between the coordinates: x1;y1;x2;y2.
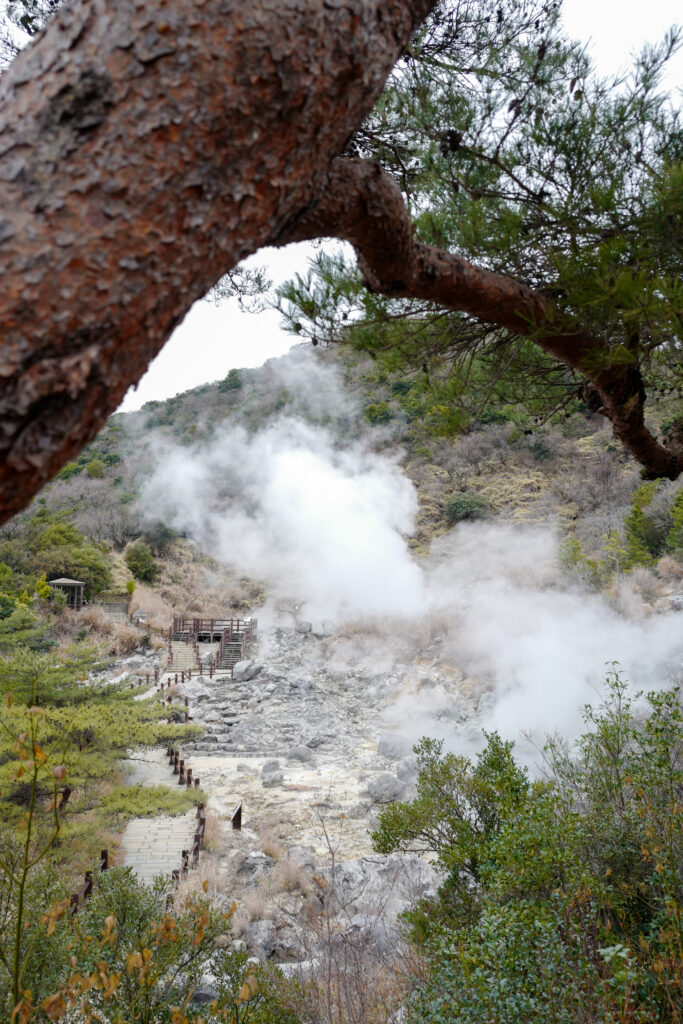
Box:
116;0;682;411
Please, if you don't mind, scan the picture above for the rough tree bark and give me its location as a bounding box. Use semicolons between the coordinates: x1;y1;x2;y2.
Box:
0;0;435;522
0;0;680;527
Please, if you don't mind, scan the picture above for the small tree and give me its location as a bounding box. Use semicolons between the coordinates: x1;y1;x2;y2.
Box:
445;491;490;524
124;541;158;583
84;459;105;479
218;368;243;393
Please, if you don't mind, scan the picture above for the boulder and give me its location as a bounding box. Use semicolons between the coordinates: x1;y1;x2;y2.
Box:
326;854;439;922
274;926;303;960
287;745;313;763
236;852;275;879
378;733;413;760
286;846;316;871
348;913;397;953
295;619;312;633
188;985;219;1006
233;660;263;682
262;769;284;788
367;773;406;804
396;754;418;782
246;919;276;959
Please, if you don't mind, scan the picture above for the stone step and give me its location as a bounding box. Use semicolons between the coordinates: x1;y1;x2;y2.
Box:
120;810;198;884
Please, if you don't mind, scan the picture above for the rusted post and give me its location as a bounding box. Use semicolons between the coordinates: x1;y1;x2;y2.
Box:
172;869;180;885
146;673;150;686
168;747;175;764
100;849;109;871
175;673;178;684
58;786;72;811
179;761;185;784
181;850;189;874
188;668;192;680
173;753;179;775
84;871;93;900
184;696;188;706
70;893;79;915
186;769;192;787
194;776;200;788
184;709;189;723
196;802;205;818
231;802;242;831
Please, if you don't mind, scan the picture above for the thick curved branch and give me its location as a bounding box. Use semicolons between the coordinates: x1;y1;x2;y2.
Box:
0;0;436;524
282;158;682;479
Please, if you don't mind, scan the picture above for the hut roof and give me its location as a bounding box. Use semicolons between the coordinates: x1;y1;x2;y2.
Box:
48;578;85;586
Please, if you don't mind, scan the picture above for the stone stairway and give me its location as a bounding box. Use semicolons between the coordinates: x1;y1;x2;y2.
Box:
120;811;197;884
120;748;201;884
218;636;245;670
169;639;198;673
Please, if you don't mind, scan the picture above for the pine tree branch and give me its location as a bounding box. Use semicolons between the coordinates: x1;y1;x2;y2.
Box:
282;157;682;480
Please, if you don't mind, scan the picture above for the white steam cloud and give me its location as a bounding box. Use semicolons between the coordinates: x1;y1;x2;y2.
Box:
140;353;682;748
143;416;424;621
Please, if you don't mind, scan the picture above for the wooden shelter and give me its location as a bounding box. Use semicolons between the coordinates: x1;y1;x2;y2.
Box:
49;577;85;610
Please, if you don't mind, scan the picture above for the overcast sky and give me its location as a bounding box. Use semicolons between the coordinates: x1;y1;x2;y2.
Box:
118;0;682;411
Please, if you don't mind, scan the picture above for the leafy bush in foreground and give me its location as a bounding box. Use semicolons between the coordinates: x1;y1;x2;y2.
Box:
373;673;682;1024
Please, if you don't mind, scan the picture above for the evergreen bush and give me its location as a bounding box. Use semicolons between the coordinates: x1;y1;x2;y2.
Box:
445;491;490;524
124;540;158;582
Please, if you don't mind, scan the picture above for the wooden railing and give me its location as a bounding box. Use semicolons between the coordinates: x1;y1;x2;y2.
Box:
172;616;256;638
70;849;109;914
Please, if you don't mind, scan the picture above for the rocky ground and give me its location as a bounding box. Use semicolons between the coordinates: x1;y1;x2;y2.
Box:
157;620;491;963
102;618;485;964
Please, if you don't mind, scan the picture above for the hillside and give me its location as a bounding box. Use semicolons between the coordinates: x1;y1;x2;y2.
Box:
9;340;681;611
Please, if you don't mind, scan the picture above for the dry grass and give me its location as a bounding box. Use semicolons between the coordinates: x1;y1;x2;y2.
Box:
629;567;667;604
233;888;271;934
270;857;312;895
109;624;142;655
173;853;227;913
657;555;683;582
201;808;226;854
129;584;174;629
79;605;115;635
258;827;286;862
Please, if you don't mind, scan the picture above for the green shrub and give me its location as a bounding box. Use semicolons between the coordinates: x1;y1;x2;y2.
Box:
85;458;105;478
666;489;683;555
364;400;392;425
375;674;682;1024
56;462;81;480
218;367;243;392
99;784;201;819
124;540;158;582
141;519;179;554
445;491;490;524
